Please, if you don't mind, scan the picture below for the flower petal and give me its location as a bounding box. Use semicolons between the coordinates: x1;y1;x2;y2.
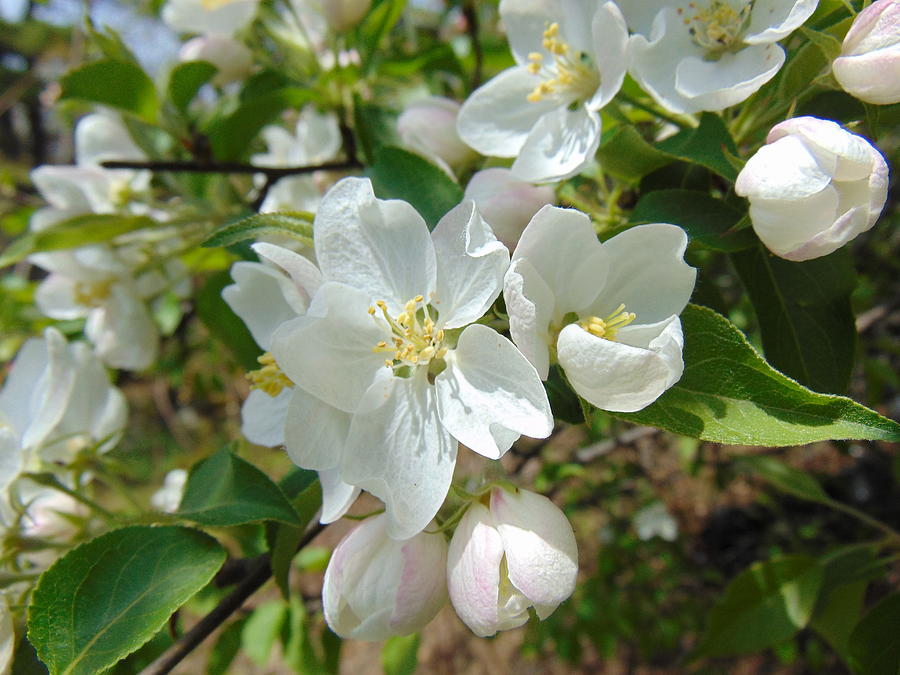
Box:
241;387;292;447
511;106;601;183
588;2;629;110
222;261;302;350
745;0;819;44
283;386;352;471
342;369;458;541
319;468;360;524
252;242;321;307
431;201;509;329
314;177;436;312
435;324;552;459
504;258;556;379
84;285;158;371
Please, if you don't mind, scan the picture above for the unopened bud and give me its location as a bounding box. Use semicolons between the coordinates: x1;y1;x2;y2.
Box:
464;168;555;249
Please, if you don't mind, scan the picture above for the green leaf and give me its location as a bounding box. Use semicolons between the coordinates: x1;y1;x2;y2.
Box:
381;634;420;675
168;61;218;114
613;305;900;445
596;124;671;183
737;455;830;504
27;526;225;675
205;88;317;160
59;60;158;123
778;39;831;101
194;270;262;371
696;555;823;657
370;146;463;229
178;447;302;526
732;245;856;394
799;25;843;61
202;212;313;249
206;618;247;675
353;98;399;164
0;214;156;268
241;601;287;667
357;0;407;70
282;595;321;673
268;471;322;598
268;523;304;600
656;112;739;181
849;593;900;675
629;189;755;252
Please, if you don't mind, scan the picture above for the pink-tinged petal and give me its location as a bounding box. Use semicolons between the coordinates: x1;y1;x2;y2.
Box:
511;106;601;183
314;177;436;312
491;487;578;619
390;529;448;634
283;386;351;471
447;503;505;637
271;282;387;413
556;322;673;413
435;324;552;459
342;370;458;541
430;201;509;329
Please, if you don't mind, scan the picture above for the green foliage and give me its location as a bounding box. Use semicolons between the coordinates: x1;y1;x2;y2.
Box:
59;59;158;123
27;526;225;675
202;212;314;248
357;0;408;70
655;113;740;181
614;305;900;445
596;125;671;183
369;146;463;229
849;593;900;675
732;246;856;394
629;189;755;252
167;61;218;114
242;601;287;666
737;455;830;504
382;634;420;675
194;270;262;371
0;214;157;268
177;447;303;526
695;555;823;657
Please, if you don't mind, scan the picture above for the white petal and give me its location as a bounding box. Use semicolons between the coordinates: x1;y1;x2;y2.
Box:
389;529;449;635
163;0;259;35
342;370;458;541
456;66;561;158
252;242;322;306
85;285;158;371
557;322;675;413
745;0;819;43
736;134;833;201
259;175;323;214
30;166;97;212
447;503;505;637
20;328;78;450
319;468;360;524
314;177;436;312
241;387;292;447
768;117;877;182
587;224;695;324
435;324;552;459
490;487;578;618
283;386;351;470
0;428;24;504
430;201;509;329
500;0;565;65
0;337;51;442
271;282;387;413
588;2;629;110
511;106;601;183
747;188;841;257
503;258;556;379
222;262;301;350
74;112;144;166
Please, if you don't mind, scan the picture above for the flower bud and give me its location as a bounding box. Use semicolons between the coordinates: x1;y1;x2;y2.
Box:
179;34;253;86
397;97;477;171
735;116;888;261
464;168;556;249
323;514;448;640
321;0;372;32
833;0;900;105
447;487;577;637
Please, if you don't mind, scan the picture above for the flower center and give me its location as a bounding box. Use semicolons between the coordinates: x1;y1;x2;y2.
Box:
577;304;636;342
370;296;447;373
247;352;293;397
526;23;600;104
73;279;114;308
678;0;753;59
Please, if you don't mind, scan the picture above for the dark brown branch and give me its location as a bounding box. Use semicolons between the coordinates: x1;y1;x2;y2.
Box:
140;522;326;675
462;1;483;90
100;159;362;178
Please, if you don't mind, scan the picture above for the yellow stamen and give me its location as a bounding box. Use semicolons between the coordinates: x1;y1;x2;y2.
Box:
578;304;636;342
247;352;293;397
680;0;753;57
526;22;599;103
73;279;114;308
370;296;448;372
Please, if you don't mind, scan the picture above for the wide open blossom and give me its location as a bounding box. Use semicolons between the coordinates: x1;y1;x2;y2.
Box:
623;0;818;114
222;243;360;523
447;487;577;637
504;207;696;413
457;0;628;183
163;0;260;35
271;178;553;539
251;108;343;215
735;116;889;261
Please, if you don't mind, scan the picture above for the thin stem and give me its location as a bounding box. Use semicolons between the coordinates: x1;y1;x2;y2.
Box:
140;522;326;675
616;92;694;130
462;0;483;90
24;473;116;521
100;159;362;178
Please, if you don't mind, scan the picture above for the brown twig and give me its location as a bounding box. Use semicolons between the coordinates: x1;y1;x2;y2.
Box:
140;522;326;675
100;159;362;178
462;1;483;90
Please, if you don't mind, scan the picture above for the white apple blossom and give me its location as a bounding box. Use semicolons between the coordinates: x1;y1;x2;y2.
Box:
323;514;447;640
456;0;628;183
251;108;343;215
0;596;11;675
320;0;372;31
463;168;556;250
504;207;696;413
447;487;577;637
179;34;253;85
832;0;900;105
271;178;553;540
735;116;889;261
633;501;678;542
151;469;189;513
222;243;360;523
397;97;477;175
163;0;260;35
624;0;819;114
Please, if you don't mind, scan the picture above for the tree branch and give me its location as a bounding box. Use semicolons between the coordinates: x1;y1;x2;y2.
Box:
462;1;483;90
100;159;362;178
140;522;326;675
